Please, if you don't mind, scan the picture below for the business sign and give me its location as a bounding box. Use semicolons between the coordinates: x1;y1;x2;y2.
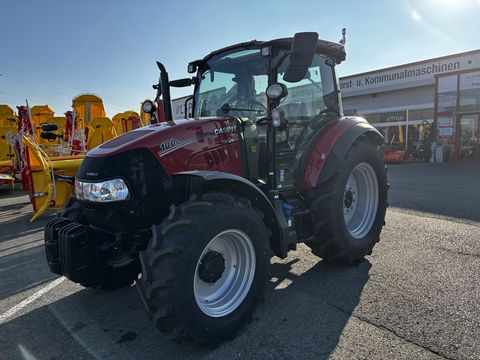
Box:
438;127;453;137
460;71;480;90
438;116;454;138
340;51;480;96
380;111;406;123
438;117;453;127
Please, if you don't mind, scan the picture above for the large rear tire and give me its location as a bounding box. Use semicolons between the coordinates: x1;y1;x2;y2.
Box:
136;192;270;344
306;138;388;264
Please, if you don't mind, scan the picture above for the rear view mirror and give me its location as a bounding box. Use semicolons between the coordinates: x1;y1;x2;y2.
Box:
283;32;319;83
169;78;193;87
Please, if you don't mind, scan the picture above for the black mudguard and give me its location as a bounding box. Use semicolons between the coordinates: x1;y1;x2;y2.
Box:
317;123;384;185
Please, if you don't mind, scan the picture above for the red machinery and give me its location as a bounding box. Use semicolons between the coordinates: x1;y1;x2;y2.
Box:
45;31;388;344
384;147;409;163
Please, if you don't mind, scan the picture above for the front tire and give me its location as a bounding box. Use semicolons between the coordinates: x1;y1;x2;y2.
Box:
136;193;270;344
306;138;388;264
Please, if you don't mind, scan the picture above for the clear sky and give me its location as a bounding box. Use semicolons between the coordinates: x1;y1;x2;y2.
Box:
1;0;479;116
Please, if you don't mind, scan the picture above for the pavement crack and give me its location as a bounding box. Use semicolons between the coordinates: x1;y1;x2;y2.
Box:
323;300;455;360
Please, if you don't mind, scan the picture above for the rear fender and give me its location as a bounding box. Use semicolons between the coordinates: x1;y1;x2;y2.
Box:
301;117;384;189
171;171;283;257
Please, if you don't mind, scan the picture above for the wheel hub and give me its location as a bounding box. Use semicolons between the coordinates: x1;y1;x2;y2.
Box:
344;190;354;208
198;250;225;284
343;162;379;239
194;229;256;317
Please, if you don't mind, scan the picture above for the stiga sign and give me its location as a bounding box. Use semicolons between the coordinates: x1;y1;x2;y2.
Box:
340;50;480;96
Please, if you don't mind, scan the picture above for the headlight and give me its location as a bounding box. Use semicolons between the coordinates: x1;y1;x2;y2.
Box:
75;178;129;202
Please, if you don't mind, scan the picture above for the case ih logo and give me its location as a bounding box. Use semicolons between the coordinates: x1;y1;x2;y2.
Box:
214;124;237;135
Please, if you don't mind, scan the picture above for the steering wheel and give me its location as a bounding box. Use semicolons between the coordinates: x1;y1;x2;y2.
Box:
246;100;267;112
231;100;267;122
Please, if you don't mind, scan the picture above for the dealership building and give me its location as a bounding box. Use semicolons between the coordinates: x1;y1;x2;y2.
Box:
340;49;480;161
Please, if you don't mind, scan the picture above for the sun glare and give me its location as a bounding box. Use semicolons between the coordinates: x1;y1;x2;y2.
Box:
411;10;423;21
425;0;478;11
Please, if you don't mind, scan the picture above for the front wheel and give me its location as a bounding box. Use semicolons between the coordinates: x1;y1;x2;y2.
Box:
306;138;388;264
136;193;271;344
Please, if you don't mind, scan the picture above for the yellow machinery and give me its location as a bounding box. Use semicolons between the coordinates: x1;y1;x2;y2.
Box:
0;126;17;162
0;105;16;127
30;105;55;140
112;110;144;135
72;94;116;150
0;116;17;189
86;117;117;150
72;94;106;125
3;95;137;213
22;135;83;221
38;116;68;156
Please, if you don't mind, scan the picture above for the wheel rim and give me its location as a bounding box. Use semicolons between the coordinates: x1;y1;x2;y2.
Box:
194;229;256;317
343;162;379;239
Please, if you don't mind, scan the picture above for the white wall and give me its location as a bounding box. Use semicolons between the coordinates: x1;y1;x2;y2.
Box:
342;85;434;115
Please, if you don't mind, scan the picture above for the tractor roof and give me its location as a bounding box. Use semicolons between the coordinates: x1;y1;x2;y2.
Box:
192;37;346;67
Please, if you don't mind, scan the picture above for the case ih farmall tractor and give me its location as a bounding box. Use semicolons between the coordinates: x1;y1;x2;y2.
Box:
45;32;388;343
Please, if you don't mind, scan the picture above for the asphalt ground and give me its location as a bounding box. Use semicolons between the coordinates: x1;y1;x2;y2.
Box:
0;162;479;360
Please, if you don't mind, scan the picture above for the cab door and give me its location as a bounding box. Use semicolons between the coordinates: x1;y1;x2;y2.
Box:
274;54;339;189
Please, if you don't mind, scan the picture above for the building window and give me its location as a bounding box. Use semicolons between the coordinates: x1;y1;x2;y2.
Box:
459;71;480;112
437;75;458;113
409;108;434;122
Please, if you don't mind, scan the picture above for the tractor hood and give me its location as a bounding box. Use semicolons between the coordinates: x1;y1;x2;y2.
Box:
87;117;239;158
86;118;193;158
81;116;243;179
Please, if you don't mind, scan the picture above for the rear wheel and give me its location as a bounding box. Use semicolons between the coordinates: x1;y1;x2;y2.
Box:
136;192;270;344
306;138;388;264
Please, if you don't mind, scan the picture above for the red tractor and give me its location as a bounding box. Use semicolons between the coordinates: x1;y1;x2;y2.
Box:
45;32;388;344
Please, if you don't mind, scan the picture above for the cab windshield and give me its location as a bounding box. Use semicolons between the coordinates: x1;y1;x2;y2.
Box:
193;47;339;121
194;48;269;119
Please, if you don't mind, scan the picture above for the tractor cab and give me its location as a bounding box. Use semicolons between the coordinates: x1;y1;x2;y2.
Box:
145;32;346;192
190;37;343;189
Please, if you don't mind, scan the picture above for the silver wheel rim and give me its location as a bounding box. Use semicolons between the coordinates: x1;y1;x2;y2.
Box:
343;162;379;239
194;229;256;317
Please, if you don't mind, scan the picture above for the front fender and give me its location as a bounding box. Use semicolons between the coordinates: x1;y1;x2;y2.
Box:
301;117;383;189
171;171;283;257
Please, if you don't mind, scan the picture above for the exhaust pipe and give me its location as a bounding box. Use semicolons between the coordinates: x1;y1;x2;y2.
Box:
156;61;174;125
